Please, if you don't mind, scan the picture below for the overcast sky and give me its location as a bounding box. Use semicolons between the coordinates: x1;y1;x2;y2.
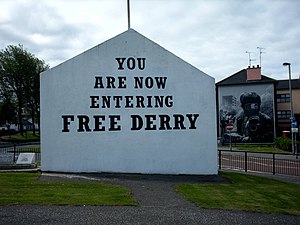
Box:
0;0;299;81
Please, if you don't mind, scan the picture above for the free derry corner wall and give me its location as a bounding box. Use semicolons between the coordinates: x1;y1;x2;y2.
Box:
40;29;217;175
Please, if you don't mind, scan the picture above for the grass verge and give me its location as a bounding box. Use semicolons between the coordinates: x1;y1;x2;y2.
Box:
235;145;289;154
17;146;40;152
0;172;136;206
1;131;40;142
175;172;300;215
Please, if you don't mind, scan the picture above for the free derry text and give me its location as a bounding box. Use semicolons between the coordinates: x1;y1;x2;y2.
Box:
61;57;200;133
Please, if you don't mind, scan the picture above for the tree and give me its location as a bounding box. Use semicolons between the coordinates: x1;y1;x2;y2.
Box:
0;44;49;135
25;58;49;134
0;96;16;128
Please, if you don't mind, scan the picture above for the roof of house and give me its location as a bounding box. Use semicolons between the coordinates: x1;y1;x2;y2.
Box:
276;79;300;90
216;68;277;86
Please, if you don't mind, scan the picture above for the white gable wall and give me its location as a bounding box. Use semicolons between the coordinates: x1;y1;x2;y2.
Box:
41;29;217;174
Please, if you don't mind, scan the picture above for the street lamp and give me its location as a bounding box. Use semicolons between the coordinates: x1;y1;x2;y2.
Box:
282;62;295;154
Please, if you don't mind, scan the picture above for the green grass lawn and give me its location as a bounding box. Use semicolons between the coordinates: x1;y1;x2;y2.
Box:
175;172;300;215
1;131;40;142
224;144;290;154
17;146;40;152
0;172;136;206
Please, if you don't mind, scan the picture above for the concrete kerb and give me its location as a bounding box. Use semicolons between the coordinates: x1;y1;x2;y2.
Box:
0;164;38;171
0;167;40;172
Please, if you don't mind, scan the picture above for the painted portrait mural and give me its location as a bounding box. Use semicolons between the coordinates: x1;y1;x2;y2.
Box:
218;84;275;143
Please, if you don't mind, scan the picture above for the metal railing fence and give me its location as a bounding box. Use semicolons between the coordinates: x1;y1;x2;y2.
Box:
2;144;299;175
0;144;40;163
219;150;300;176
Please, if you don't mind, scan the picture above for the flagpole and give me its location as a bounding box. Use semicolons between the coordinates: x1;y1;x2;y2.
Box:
127;0;131;29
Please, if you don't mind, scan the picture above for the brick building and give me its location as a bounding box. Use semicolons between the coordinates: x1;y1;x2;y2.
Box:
276;78;300;138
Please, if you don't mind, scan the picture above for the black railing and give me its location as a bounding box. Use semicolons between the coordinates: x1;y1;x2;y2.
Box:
218;150;300;176
0;144;40;163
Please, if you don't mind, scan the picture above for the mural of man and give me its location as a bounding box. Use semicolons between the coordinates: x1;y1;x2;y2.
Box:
236;92;273;142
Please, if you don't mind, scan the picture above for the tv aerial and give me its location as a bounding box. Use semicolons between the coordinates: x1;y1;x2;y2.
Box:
245;51;256;67
257;47;266;68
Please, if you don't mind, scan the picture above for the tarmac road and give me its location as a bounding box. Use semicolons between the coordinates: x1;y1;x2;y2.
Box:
1;205;300;225
0;172;299;225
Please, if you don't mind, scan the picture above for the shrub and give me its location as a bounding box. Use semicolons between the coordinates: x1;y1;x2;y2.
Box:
274;137;292;151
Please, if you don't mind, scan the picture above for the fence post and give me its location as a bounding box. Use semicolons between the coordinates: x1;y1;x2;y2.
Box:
13;143;16;163
218;150;222;170
272;153;275;175
245;151;247;172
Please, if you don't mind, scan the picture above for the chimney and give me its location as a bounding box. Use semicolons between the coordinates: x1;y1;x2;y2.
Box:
247;65;261;81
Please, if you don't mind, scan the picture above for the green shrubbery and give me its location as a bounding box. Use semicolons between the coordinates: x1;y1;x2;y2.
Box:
274;137;292;151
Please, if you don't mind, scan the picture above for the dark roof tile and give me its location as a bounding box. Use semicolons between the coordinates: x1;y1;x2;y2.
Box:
216;69;276;86
276;79;300;89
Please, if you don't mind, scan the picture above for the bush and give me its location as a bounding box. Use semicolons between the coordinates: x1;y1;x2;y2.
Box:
0;129;17;137
274;137;292;151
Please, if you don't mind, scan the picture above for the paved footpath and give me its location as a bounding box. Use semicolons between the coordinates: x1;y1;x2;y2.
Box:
0;172;299;225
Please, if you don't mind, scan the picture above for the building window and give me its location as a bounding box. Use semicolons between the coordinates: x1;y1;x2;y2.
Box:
277;94;290;103
277;110;291;119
